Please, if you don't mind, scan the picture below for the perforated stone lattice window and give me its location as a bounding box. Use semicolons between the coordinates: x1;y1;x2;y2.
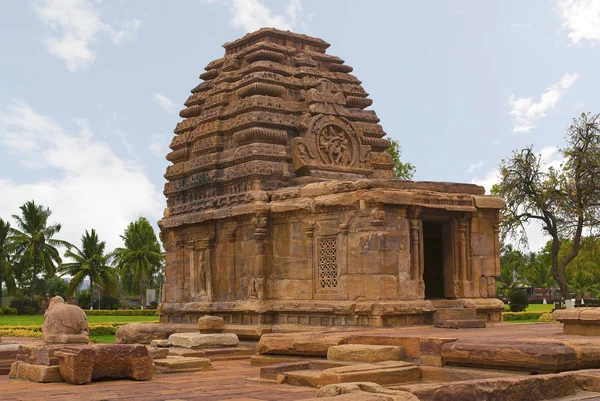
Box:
318;237;338;288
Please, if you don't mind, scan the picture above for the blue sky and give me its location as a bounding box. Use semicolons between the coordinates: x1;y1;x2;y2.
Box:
1;0;599;252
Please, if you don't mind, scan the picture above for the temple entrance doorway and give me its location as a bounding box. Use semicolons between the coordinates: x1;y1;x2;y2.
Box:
423;220;452;299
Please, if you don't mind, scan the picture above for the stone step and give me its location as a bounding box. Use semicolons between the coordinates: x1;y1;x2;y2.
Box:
433;308;477;323
309;359;358;369
327;344;403;363
320;361;421;387
153;357;214;374
168;332;239;349
286;369;324;387
435;319;486;329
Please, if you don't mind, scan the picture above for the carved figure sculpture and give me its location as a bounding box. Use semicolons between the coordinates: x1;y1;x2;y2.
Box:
42;296;89;344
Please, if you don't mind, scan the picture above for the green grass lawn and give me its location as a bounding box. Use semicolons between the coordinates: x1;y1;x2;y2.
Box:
0;315;158;326
504;303;554;313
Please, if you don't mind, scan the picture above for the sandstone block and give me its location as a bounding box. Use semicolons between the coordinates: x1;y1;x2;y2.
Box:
92;344;153;381
168;333;239;349
320;361;420;386
150;339;171;347
9;361;63;383
316;382;419;401
0;344;19;375
433;308;476;323
54;346;95;384
153;357;213;374
256;332;348;356
42;296;89;344
260;361;311;382
115;323;178;344
167;347;206;358
29;344;68;366
147;347;170;359
435;319;486;329
327;345;403;363
197;315;225;333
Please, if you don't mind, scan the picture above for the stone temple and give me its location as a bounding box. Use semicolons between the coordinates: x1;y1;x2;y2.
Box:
158;28;505;332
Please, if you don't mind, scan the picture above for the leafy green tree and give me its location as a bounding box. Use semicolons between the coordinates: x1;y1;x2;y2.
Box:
492;113;600;299
113;217;163;305
10;201;71;300
41;277;69;299
385;139;416;180
567;269;598;300
0;218;17;307
497;244;527;295
60;229;117;308
524;250;555;289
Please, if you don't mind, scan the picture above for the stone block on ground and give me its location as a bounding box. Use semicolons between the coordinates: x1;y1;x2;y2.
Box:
29;344;70;366
197;315;225;333
434;319;486;329
153;357;214;374
147;347;170;359
319;361;420;386
9;361;63;383
316;382;419;401
167;347;206;358
92;344;153;381
260;361;311;382
256;332;348;356
0;344;19;375
433;308;476;323
116;323;180;344
150;339;171;347
54;345;95;384
168;332;239;349
328;345;403;363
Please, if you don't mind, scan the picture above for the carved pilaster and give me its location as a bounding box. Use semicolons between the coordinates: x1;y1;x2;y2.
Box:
492;222;501;277
457;219;468;282
409;219;420;281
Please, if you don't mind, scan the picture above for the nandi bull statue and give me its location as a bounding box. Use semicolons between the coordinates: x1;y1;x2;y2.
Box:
42;296;89;344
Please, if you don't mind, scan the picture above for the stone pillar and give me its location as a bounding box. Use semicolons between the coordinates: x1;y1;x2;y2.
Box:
226;227;237;301
492;222;501;277
457;219;468;282
251;215;268;300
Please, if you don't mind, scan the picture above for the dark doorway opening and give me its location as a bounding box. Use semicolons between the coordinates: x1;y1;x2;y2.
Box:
423;221;448;299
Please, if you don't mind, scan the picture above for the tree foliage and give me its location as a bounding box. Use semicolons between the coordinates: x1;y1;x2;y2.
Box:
9;201;72;300
0;218;17;306
60;229;117;307
113;217;163;304
492;113;600;298
385;139;416;180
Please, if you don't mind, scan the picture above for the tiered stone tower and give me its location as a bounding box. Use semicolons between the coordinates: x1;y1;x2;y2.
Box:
158;28;505;333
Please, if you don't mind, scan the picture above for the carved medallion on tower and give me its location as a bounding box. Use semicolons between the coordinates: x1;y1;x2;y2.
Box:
291;80;373;177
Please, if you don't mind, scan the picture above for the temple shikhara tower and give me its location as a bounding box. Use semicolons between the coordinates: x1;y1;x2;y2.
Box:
158;28;505;332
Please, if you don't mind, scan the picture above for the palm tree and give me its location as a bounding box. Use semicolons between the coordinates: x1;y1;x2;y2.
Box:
0;218;17;307
60;229;117;308
10;201;71;300
525;259;555;289
113;217;163;305
568;269;599;301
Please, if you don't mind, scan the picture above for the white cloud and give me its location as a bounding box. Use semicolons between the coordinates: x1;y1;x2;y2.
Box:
467;161;484;173
556;0;600;45
0;102;163;251
228;0;310;32
508;73;579;133
151;93;177;114
32;0;141;72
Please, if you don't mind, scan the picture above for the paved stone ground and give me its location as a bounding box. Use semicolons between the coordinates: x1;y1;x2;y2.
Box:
0;360;317;401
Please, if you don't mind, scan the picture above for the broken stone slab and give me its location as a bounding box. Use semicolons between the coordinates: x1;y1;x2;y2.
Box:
168;332;239;349
92;344;153;381
153;357;214;374
147;347;170;359
197;315;225;333
54;346;95;384
0;344;19;375
260;361;311;382
320;361;420;386
256;332;348;356
150;339;171;347
9;361;63;383
328;345;403;363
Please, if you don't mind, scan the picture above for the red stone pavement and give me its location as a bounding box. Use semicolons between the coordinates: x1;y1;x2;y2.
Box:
0;360;318;401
